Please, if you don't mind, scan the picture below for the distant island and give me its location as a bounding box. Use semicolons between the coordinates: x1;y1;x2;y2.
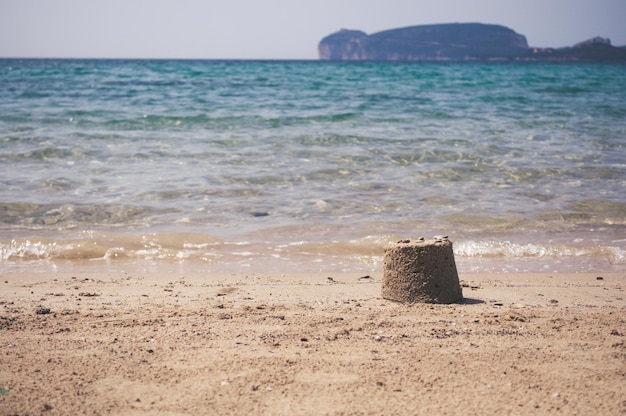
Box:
318;23;626;62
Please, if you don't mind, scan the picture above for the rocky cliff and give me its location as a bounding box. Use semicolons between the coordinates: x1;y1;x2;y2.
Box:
318;23;626;62
319;23;529;61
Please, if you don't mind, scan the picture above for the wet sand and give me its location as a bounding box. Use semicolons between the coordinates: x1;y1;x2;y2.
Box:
1;267;625;415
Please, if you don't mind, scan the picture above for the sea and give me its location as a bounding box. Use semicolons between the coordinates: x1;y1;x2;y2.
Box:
1;59;625;275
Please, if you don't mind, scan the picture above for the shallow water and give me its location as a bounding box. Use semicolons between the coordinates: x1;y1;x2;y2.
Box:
1;59;625;273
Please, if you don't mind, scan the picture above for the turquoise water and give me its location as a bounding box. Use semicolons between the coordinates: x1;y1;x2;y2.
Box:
1;59;625;273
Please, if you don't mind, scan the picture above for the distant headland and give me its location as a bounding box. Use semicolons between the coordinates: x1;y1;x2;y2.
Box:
318;23;626;62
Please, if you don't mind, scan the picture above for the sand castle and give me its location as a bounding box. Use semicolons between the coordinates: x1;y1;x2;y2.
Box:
382;236;463;304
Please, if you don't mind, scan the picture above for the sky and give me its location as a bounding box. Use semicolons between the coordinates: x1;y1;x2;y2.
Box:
1;0;625;59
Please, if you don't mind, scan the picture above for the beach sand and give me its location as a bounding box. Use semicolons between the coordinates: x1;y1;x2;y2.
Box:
1;265;624;415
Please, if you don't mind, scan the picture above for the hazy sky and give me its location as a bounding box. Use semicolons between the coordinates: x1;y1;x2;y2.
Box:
1;0;625;59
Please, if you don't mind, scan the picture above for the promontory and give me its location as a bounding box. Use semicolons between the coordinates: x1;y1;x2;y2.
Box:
318;23;626;62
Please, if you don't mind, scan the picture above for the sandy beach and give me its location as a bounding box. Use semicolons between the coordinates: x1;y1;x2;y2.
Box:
0;265;624;415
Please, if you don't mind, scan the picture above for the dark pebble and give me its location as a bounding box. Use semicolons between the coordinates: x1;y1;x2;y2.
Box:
596;276;604;280
36;308;51;315
251;212;269;217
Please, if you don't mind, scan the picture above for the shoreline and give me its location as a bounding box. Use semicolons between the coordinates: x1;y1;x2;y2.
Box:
1;269;624;414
